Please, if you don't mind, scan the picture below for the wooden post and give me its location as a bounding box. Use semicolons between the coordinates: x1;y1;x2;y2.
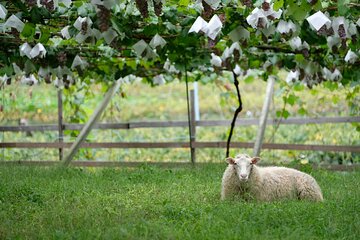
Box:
253;77;275;157
57;89;63;161
62;80;122;166
189;90;196;164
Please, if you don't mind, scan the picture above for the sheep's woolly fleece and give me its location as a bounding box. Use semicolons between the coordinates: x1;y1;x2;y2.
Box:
221;154;323;202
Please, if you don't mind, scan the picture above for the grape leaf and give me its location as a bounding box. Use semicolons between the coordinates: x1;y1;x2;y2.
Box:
287;0;310;22
273;0;284;11
323;82;338;92
39;27;50;44
283;94;299;106
179;0;190;6
21;23;35;39
338;0;350;15
298;107;308;116
276;109;290;119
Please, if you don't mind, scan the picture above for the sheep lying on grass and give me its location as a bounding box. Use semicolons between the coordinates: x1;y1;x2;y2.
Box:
221;154;323;202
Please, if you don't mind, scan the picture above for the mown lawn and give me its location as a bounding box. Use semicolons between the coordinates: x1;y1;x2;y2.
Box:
0;165;359;239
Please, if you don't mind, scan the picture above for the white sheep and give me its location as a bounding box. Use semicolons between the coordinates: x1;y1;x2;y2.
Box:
221;154;323;202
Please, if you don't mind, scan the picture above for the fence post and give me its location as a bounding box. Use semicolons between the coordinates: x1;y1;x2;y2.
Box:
253;77;275;157
190;90;196;164
57;89;63;161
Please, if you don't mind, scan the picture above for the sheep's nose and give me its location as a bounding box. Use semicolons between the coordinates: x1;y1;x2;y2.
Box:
240;174;247;179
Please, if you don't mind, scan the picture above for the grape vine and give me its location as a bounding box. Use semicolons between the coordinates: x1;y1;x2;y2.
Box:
0;0;359;145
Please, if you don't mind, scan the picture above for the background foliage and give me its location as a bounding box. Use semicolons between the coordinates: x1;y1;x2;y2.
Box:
1;80;359;163
0;0;359;162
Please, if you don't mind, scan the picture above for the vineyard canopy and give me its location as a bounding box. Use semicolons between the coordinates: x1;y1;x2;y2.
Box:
0;0;359;88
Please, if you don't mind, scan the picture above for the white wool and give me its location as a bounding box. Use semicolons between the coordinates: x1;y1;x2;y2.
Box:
221;154;323;202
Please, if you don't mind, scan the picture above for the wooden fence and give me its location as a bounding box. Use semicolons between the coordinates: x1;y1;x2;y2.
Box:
0;87;359;165
1;116;359;153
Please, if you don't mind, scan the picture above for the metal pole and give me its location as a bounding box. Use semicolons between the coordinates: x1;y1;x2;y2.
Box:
190;89;196;164
193;82;200;121
57;89;63;161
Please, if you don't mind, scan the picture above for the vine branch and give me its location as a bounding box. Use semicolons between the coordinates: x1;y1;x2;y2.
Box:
225;70;243;158
256;45;326;55
184;63;194;163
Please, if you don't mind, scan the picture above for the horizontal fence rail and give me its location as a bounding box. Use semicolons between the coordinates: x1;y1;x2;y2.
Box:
1;116;359;132
1;116;359;154
0;141;359;152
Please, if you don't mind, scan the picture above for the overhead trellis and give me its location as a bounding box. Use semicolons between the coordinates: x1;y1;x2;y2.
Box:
0;0;359;163
0;0;359;88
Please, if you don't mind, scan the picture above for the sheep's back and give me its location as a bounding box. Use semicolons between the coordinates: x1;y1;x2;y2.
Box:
253;166;311;201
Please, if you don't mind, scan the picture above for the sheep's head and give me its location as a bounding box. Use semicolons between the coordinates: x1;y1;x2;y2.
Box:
226;154;260;182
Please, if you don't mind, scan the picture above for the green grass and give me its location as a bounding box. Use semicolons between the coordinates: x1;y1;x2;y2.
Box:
0;165;359;239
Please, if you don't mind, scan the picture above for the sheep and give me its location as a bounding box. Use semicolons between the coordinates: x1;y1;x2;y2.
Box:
221;154;323;202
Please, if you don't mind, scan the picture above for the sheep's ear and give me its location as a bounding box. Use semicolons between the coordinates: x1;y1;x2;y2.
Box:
226;157;236;165
251;157;260;164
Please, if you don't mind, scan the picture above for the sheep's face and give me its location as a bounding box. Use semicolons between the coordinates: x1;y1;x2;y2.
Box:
226;154;260;182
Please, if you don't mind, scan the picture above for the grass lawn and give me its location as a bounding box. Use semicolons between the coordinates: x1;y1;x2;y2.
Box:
0;165;359;239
